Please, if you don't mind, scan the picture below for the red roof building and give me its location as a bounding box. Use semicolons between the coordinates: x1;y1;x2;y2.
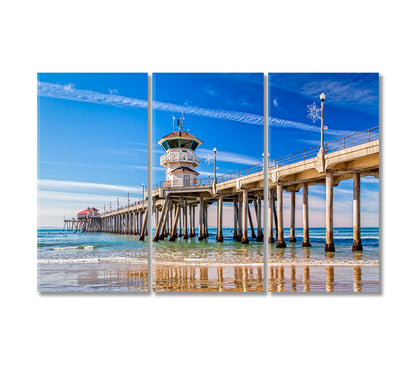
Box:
77;207;99;219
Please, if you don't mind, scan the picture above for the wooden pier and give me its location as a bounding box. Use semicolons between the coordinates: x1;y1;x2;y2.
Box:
64;127;379;252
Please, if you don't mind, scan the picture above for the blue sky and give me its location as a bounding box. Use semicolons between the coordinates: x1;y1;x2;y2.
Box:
37;72;379;228
152;73;264;182
38;73;148;227
269;73;379;227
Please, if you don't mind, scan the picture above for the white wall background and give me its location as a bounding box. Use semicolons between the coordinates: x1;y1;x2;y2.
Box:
1;1;414;374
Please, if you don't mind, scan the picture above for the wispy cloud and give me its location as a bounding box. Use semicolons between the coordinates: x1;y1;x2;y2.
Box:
39;160;147;171
271;73;379;116
300;78;378;109
198;148;261;166
38;179;140;194
38;81;352;137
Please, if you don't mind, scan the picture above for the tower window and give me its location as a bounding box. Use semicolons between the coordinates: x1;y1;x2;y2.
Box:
162;140;170;150
190;141;198;151
180;139;193;148
167;139;179;148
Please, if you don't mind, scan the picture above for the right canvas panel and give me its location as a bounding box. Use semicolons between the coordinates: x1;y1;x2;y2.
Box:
268;73;379;292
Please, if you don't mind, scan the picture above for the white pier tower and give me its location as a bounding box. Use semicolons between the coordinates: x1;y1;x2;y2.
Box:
158;114;203;187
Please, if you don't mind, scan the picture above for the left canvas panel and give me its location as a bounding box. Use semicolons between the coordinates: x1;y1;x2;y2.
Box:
37;73;149;292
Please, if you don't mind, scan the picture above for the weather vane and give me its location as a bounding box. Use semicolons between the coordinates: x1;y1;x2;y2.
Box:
171;115;176;131
174;109;185;132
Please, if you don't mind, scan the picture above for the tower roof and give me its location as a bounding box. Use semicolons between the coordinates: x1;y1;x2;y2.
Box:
157;131;203;146
171;166;200;176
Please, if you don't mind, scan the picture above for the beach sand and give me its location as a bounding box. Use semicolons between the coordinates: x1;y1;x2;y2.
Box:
38;262;148;292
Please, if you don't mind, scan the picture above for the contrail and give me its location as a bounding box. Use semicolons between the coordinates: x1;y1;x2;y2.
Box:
37;81;353;136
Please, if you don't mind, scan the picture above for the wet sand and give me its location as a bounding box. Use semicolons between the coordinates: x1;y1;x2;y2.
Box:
268;264;379;292
152;261;379;293
38;262;148;292
153;264;264;292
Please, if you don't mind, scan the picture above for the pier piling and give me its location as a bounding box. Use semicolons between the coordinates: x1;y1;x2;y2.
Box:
276;183;286;248
289;191;296;242
268;189;274;243
325;172;335;252
302;183;311;247
352;173;363;251
241;189;249;244
216;195;224;242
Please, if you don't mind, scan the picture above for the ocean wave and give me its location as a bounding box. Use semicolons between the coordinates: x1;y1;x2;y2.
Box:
308;235;379;240
38;257;147;264
51;245;97;251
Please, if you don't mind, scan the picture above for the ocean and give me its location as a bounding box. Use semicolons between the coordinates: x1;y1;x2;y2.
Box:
37;229;148;292
37;227;379;293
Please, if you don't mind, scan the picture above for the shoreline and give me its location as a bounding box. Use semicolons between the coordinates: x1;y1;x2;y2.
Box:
38;258;379;267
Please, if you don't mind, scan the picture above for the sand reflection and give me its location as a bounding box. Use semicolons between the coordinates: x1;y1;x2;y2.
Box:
153;264;264;292
268;247;379;292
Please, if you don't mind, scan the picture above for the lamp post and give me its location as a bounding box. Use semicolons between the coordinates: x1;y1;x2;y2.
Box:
320;92;326;152
142;183;145;203
213;147;217;184
262;152;269;165
307;92;327;154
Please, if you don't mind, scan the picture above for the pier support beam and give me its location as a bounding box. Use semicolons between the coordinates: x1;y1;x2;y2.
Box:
255;195;264;242
153;198;169;242
273;192;278;242
183;201;188;239
238;193;243;241
352;173;363;251
190;205;195;237
289;191;296;242
302;183;312;247
276;183;286;248
233;198;239;240
204;203;208;238
135;212;139;235
268;188;274;243
325;172;335;252
179;203;183;237
154;209;159;237
139;207;148;241
216;195;224;242
241;189;249;244
248;200;257;239
170;200;181;241
198;198;204;241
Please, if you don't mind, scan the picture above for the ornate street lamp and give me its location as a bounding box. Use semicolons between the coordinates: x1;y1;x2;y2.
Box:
307;92;328;153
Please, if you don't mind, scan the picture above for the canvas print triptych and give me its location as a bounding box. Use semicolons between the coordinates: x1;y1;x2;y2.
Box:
37;72;379;293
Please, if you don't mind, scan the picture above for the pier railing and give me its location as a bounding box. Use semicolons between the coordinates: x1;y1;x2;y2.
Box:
152;178;214;190
268;126;379;168
150;126;379;192
324;126;379;154
160;151;201;167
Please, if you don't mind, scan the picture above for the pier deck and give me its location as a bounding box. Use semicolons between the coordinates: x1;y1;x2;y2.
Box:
65;127;379;251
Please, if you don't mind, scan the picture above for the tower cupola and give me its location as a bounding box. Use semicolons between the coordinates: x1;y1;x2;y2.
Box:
158;114;203;187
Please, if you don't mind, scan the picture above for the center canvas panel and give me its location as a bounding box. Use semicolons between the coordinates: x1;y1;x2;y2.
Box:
151;73;265;292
